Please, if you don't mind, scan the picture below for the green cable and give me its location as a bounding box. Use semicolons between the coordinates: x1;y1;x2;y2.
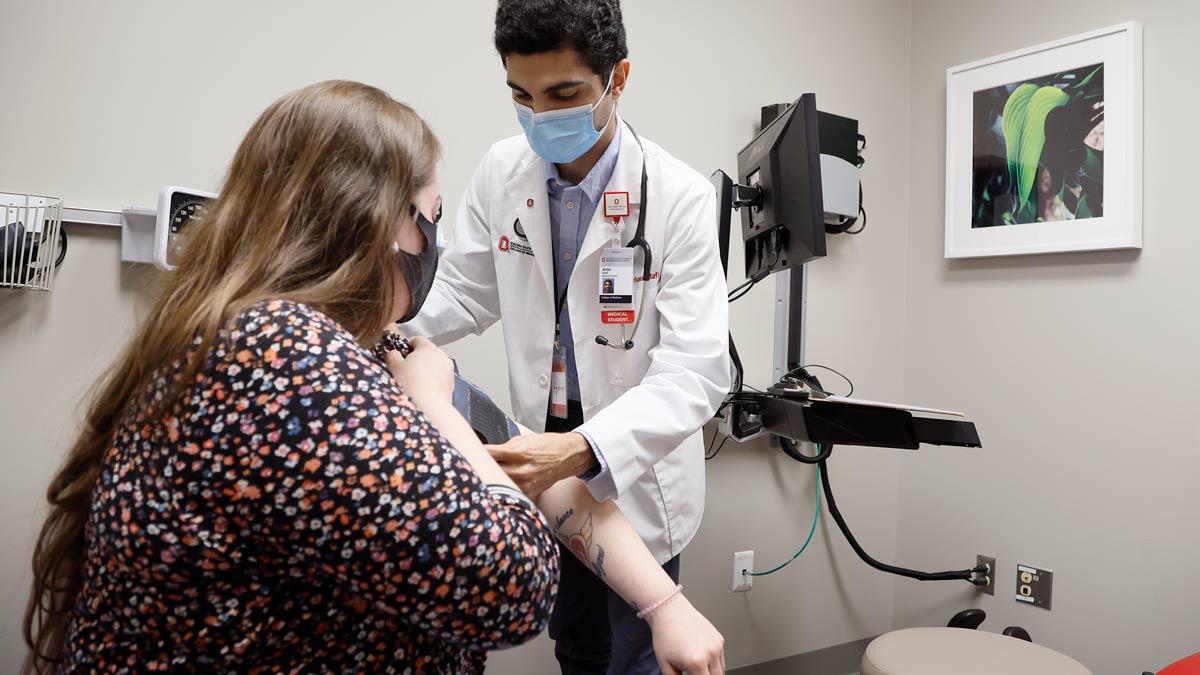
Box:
749;461;822;577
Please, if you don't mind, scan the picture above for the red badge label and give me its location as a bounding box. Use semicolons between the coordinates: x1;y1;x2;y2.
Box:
602;310;635;325
498;236;510;252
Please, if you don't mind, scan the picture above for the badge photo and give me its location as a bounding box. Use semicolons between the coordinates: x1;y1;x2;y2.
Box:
598;247;635;306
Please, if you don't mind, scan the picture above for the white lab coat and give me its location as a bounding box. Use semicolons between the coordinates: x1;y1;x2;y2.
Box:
404;126;730;562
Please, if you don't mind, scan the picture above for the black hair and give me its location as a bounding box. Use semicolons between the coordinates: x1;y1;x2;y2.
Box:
494;0;628;79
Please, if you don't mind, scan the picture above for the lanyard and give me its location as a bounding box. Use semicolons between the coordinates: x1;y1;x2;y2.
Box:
554;271;569;349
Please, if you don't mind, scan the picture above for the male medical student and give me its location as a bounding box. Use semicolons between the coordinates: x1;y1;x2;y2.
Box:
403;1;729;672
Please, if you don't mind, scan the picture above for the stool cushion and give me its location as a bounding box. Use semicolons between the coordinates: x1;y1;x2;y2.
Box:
1160;652;1200;675
862;627;1092;675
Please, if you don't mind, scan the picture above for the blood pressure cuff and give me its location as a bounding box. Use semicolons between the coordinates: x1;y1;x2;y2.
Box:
452;362;520;445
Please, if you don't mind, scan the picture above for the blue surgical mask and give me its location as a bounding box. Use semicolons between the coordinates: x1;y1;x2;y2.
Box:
514;69;616;164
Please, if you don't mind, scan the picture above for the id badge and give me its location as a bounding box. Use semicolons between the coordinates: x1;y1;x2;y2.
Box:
550;343;569;419
599;247;635;325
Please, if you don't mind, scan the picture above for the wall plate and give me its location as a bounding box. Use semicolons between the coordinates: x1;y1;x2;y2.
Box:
976;554;996;596
1015;564;1053;610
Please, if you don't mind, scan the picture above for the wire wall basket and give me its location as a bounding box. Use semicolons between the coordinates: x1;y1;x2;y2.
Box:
1;192;65;291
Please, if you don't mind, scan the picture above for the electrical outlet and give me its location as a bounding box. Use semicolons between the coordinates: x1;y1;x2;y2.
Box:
1015;564;1053;610
976;554;996;596
732;551;753;592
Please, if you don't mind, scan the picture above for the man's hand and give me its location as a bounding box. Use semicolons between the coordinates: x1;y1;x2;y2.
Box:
487;432;597;498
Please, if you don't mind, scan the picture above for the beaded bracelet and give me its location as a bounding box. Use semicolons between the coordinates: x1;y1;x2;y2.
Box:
636;584;683;620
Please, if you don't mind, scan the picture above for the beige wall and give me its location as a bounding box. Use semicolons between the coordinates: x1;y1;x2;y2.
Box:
0;1;914;672
896;2;1200;674
10;1;1197;674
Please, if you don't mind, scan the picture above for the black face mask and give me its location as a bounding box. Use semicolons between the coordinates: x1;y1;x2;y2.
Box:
396;206;439;323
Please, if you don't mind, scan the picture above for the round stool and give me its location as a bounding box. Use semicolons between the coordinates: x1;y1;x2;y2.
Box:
862;627;1092;675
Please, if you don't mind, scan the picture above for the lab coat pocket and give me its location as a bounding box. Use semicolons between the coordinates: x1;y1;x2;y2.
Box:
603;279;660;387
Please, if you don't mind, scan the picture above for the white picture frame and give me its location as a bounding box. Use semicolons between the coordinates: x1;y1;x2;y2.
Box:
944;22;1142;259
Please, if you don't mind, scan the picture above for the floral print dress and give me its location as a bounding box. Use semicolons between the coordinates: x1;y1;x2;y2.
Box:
61;300;559;674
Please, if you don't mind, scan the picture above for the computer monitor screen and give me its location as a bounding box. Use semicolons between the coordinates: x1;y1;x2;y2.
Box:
736;93;826;278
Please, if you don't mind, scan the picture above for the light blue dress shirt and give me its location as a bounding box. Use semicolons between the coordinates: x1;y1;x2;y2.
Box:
544;120;623;498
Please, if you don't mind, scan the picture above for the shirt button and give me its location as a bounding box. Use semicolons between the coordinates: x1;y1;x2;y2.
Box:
538;374;549;387
567;201;576;209
564;252;573;261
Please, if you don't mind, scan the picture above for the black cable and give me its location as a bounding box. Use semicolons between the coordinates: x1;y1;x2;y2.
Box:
728;266;769;301
705;429;720;457
715;395;746;416
788;364;855;398
826;218;850;234
817;453;983;584
728;331;744;396
845;204;867;235
716;388;761;417
720;240;784;428
828;183;866;236
705;435;729;461
728;281;757;303
727;277;755;298
728;241;781;301
54;226;67;268
778;438;832;464
844;184;866;235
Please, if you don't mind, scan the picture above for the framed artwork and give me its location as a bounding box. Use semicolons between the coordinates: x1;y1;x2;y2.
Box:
945;22;1142;258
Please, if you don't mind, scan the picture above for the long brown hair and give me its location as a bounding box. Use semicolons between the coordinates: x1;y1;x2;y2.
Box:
23;80;441;672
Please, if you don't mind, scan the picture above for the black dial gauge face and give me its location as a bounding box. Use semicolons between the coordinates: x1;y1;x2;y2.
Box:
169;194;209;234
167;193;211;265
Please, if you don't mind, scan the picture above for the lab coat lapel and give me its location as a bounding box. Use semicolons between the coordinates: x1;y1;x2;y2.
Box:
578;126;645;265
505;156;556;304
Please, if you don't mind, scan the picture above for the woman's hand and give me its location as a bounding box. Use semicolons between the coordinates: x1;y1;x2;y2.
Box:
386;336;454;407
646;594;726;675
386;336;519;489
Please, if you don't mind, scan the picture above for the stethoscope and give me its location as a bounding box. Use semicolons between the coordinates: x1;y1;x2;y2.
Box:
593;120;652;351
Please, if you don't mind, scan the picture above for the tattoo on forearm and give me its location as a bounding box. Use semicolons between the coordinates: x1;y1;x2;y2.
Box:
592;546;607;579
562;512;608;579
554;508;575;531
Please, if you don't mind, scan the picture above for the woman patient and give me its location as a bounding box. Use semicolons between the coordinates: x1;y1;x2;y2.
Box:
24;80;723;675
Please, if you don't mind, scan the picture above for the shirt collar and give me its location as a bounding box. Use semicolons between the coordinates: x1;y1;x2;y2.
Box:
544;117;623;203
